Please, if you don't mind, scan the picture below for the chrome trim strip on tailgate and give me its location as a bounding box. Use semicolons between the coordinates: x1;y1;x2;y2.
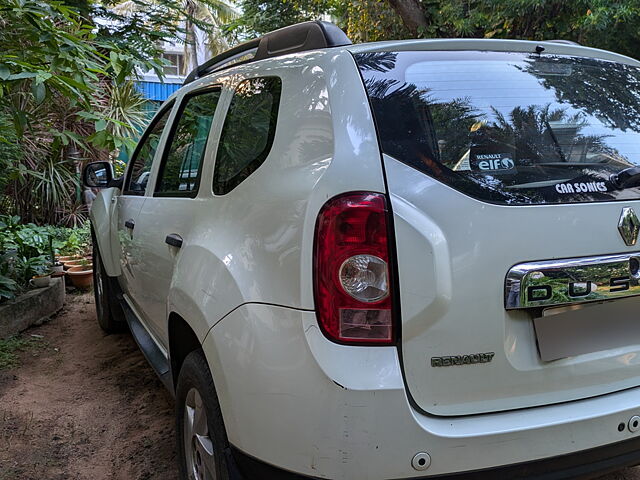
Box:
505;253;640;309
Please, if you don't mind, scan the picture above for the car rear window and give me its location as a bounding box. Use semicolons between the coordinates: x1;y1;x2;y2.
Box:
355;50;640;205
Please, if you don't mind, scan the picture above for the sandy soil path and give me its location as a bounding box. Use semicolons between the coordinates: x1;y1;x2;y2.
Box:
1;292;640;480
0;293;177;480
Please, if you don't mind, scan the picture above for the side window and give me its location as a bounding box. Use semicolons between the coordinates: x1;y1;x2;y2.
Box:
213;77;281;195
155;88;221;196
124;103;173;195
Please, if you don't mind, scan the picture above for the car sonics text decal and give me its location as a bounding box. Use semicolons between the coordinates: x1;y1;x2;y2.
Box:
555;181;608;194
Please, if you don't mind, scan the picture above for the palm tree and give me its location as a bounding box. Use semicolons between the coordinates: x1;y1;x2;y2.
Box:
113;0;238;74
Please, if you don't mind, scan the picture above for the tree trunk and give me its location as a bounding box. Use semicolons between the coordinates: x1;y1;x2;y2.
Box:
386;0;429;36
184;18;199;74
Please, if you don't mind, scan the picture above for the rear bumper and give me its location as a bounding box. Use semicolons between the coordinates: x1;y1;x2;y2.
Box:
203;304;640;479
229;437;640;480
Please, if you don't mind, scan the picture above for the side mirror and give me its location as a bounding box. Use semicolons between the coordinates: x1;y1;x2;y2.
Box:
82;161;113;188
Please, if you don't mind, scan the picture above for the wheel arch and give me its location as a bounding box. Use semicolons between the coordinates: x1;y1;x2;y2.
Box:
168;311;239;447
168;312;203;389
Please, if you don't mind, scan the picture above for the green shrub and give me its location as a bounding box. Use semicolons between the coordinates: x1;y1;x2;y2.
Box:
0;274;17;302
0;215;91;301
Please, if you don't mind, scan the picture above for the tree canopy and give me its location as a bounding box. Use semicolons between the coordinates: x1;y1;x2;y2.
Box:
0;0;232;224
382;0;640;59
231;0;640;60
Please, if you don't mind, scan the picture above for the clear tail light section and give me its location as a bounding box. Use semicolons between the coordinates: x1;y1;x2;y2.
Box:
313;192;396;345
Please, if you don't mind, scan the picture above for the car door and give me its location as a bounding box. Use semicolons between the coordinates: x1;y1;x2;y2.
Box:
116;103;174;300
128;87;223;346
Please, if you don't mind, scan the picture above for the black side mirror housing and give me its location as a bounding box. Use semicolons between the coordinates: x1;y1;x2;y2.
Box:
82;161;118;188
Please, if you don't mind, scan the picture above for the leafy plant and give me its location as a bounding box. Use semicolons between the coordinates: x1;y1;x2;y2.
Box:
14;255;51;284
0;274;17;302
0;0;166;226
0;215;90;300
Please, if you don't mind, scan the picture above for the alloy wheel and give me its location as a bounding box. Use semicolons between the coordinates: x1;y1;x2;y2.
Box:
184;387;216;480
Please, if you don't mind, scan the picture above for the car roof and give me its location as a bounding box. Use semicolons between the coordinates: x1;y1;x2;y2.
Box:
345;38;640;67
164;36;640;106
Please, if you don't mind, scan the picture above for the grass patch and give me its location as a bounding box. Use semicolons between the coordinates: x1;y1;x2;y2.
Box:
0;336;46;370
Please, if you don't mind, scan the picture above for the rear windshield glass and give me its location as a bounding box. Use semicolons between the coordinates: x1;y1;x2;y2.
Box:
355;50;640;204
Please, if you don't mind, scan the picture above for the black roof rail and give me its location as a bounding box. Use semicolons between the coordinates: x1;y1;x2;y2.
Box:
184;21;351;85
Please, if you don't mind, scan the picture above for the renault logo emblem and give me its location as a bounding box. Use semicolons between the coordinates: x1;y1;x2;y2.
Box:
618;207;640;246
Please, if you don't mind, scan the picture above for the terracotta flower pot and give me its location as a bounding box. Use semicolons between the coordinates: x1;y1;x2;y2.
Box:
67;265;94;289
63;259;85;270
57;255;82;264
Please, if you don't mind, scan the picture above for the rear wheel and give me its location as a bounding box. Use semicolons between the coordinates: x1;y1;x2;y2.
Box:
93;239;126;333
176;350;231;480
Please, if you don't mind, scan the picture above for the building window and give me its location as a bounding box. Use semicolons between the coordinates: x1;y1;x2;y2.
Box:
162;53;184;76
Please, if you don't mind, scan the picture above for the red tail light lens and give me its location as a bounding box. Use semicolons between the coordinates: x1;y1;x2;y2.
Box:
313;192;396;345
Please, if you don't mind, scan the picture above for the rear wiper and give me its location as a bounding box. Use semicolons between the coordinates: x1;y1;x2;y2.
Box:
610;166;640;189
534;162;607;167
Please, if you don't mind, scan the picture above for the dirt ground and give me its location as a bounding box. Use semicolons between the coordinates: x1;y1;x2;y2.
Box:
0;293;177;480
1;293;640;480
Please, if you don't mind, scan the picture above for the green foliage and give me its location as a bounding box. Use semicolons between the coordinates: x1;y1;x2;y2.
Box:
0;0;155;225
0;0;158;140
52;223;91;256
340;0;408;42
227;0;337;38
0;0;233;225
113;159;127;177
237;0;640;60
0;215;91;301
358;1;640;59
0;275;18;302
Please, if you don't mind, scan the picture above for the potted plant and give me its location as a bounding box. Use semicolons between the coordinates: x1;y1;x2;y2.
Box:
57;255;83;263
67;258;93;289
56;229;86;266
63;258;85;270
29;260;52;288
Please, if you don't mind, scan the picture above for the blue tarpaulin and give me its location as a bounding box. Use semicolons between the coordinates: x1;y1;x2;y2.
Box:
135;81;182;101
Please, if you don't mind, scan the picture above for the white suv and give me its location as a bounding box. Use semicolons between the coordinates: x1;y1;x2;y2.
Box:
83;21;640;479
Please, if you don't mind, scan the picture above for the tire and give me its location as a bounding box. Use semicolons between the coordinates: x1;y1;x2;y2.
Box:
176;350;231;480
92;236;126;333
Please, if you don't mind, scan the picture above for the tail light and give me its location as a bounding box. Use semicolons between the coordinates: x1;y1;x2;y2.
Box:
313;192;396;345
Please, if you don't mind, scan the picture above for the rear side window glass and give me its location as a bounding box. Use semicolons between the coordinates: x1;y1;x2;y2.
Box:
155;88;221;196
124;103;173;195
213;77;281;195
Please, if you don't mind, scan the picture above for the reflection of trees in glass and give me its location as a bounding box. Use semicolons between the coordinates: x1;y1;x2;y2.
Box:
159;90;220;193
522;56;640;132
428;97;479;167
129;109;172;192
356;52;398;73
364;77;446;176
357;51;639;204
213;77;281;194
479;105;619;166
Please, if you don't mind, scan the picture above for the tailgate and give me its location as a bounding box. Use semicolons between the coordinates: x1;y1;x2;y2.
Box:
387;155;640;415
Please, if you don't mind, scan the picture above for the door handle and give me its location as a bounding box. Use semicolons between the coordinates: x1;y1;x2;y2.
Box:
124;219;135;230
165;233;183;248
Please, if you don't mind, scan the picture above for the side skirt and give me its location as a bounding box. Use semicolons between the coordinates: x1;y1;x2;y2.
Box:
115;286;174;396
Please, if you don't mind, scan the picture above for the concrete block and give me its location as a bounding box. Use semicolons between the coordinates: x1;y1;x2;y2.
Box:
0;278;65;339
